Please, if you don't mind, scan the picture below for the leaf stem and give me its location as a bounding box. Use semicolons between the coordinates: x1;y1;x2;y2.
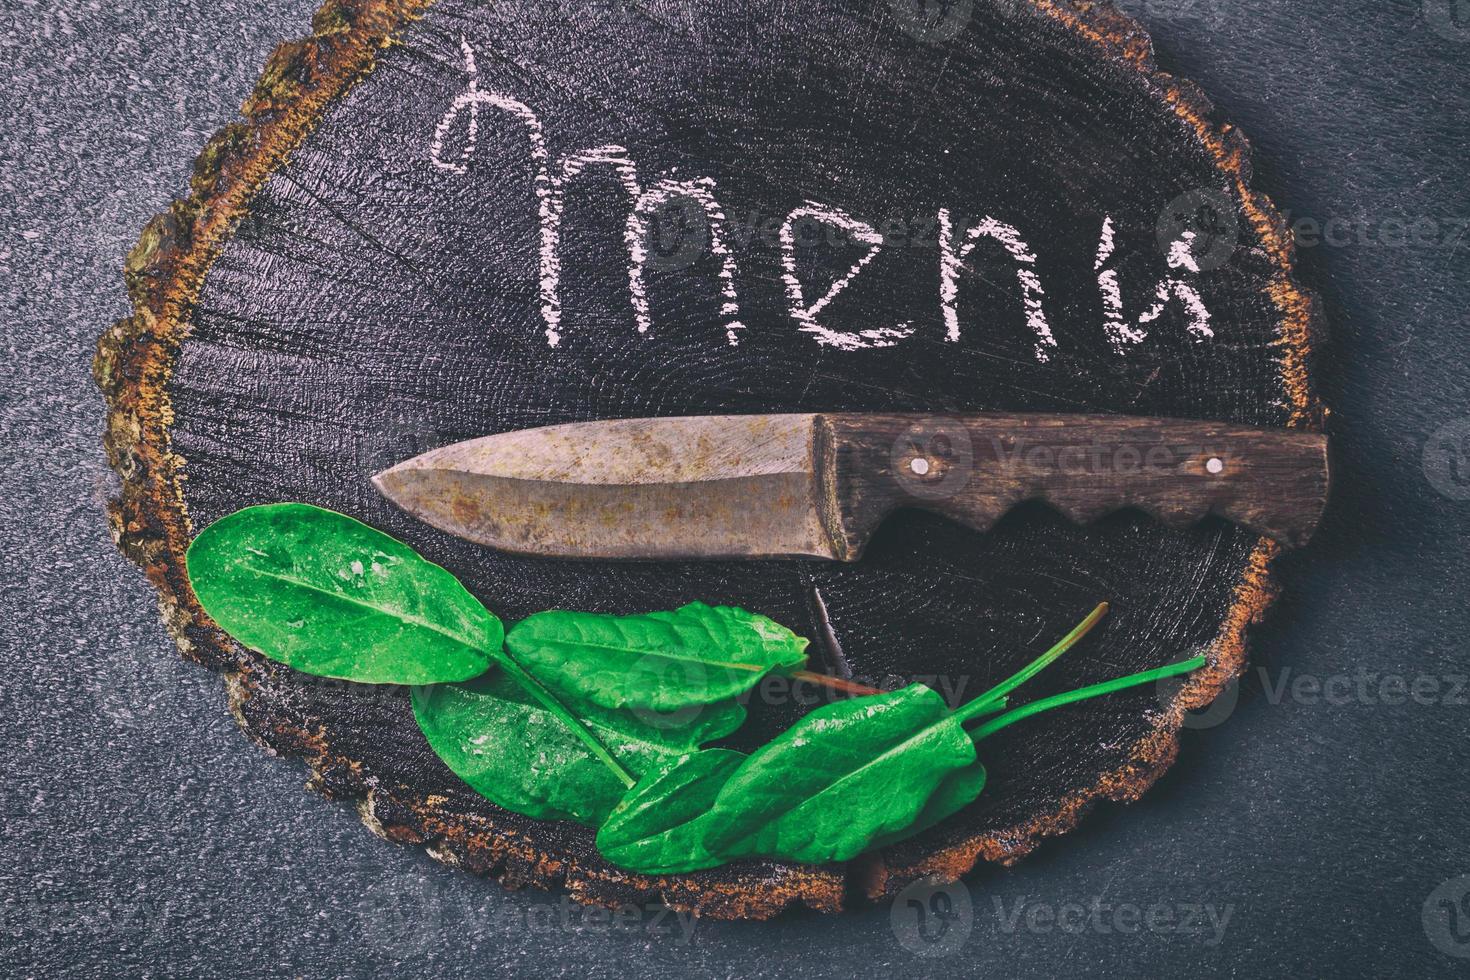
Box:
966;655;1207;743
494;650;636;788
956;602;1110;724
789;669;883;696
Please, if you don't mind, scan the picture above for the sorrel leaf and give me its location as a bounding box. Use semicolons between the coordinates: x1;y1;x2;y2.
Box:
702;683;979;864
186;503;498;684
413;674;746;826
592;607;1210;872
506;602;809;711
698;653;1207;866
595;749;747;874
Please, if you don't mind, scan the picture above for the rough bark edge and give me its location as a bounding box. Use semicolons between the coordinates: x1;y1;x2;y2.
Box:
90;0;1327;921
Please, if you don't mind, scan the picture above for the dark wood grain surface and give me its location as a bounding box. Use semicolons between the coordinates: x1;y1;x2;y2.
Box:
96;0;1324;918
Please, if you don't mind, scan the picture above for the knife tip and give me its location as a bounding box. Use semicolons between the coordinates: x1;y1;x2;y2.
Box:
369;465;400;502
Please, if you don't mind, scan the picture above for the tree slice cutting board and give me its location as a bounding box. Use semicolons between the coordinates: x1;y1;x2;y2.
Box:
96;0;1325;919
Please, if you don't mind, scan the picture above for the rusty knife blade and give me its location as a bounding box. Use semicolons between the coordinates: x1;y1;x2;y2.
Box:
373;414;836;560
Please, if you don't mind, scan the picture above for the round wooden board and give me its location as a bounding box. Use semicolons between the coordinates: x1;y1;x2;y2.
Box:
96;0;1324;919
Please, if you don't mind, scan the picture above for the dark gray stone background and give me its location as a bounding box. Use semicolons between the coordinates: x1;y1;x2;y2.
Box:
2;0;1466;976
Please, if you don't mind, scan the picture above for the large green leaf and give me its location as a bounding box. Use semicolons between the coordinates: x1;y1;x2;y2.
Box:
595;749;747;874
506;602;809;712
186;503;498;684
589;611;1205;871
412;674;745;826
596;723;990;872
704;684;978;865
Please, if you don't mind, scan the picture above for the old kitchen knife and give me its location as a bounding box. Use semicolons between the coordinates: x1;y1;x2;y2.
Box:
373;414;1329;561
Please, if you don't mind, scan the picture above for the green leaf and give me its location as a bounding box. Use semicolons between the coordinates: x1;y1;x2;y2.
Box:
412;674;746;826
595;749;747;874
595;701;1001;873
506;602;809;712
186;503;498;684
703;684;978;865
588;609;1208;872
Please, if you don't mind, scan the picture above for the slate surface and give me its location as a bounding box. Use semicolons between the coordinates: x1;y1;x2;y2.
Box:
2;0;1467;976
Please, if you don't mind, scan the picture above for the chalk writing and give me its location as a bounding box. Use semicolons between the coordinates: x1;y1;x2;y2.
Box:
1096;215;1214;353
780;203;915;350
431;39;743;347
431;39;1217;358
939;208;1055;360
630;178;744;346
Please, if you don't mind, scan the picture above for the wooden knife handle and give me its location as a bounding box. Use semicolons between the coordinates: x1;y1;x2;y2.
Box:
817;413;1329;560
